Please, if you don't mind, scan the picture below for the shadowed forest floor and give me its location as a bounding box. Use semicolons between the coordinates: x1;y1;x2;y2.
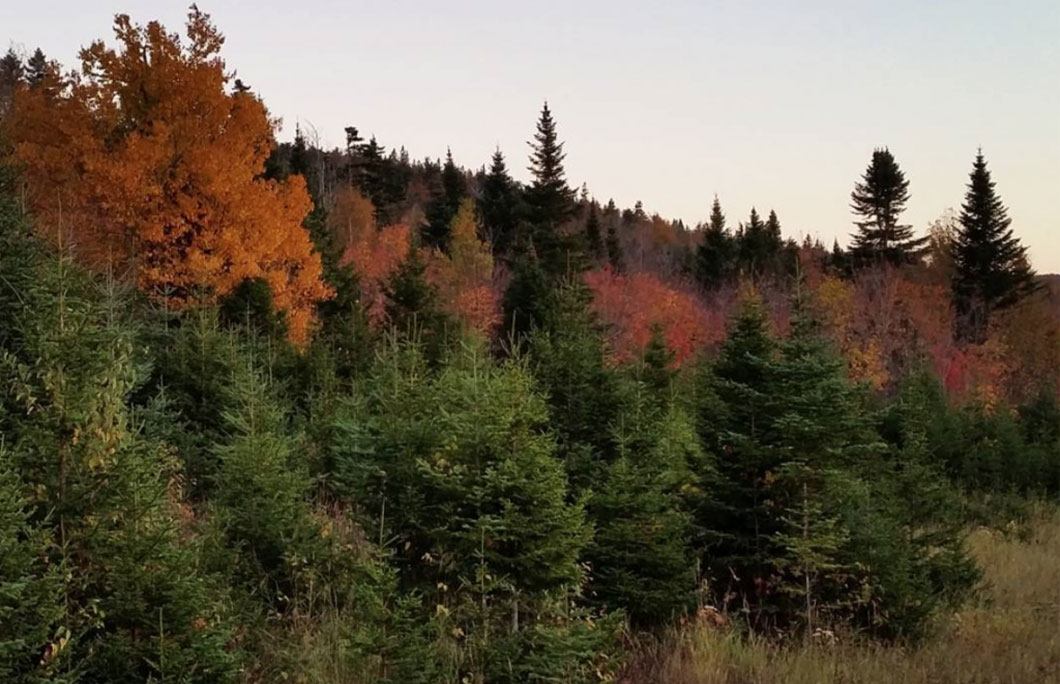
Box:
626;505;1060;684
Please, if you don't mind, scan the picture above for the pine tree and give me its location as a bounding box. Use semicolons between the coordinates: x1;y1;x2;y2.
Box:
951;150;1038;343
524;102;577;274
695;195;735;289
478;148;520;256
849;148;926;266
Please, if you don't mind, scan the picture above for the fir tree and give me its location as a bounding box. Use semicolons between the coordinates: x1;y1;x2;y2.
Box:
0;217;236;680
384;247;450;358
584;200;604;261
640;322;675;403
951;150;1038;343
0;456;62;684
605;212;624;272
502;254;555;346
524;102;577;274
849;148;926;266
736;207;780;278
529;283;622;491
586;454;695;626
0;49;23;117
25;48;48;87
695;195;735;289
478;148;520;256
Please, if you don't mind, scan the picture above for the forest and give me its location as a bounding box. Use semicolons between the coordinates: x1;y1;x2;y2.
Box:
0;9;1057;684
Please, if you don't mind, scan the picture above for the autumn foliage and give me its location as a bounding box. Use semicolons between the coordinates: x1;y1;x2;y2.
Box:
427;199;500;334
333;188;411;325
585;267;722;366
2;9;330;345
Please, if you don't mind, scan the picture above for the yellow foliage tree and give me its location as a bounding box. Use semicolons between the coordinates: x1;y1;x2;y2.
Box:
428;199;499;334
3;9;331;345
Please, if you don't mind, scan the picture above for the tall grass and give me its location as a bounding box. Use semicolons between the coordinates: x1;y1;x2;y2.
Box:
626;504;1060;684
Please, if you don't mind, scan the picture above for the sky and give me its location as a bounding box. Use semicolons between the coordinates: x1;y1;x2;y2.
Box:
4;1;1059;272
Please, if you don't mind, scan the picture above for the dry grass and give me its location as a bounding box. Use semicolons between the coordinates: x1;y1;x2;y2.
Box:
627;504;1060;684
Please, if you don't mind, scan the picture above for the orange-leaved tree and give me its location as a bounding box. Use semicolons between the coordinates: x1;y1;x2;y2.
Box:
585;267;721;366
3;8;331;345
332;187;412;326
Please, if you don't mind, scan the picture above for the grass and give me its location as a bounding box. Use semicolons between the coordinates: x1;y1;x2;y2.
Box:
625;504;1060;684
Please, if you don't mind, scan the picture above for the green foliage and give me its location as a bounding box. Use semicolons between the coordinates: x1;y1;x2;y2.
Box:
0;213;237;682
951;151;1038;343
695;196;735;289
0;458;63;684
849;147;926;266
528;282;622;491
478;148;521;257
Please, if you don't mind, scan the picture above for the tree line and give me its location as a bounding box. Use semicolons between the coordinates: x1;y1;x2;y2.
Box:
0;10;1057;684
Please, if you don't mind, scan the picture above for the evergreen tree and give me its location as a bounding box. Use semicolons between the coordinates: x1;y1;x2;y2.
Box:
529;283;622;491
695;195;735;289
0;216;236;680
736;207;780;279
605;223;624;273
849;148;926;266
423;148;467;251
478;148;520;256
524;102;577;275
586;453;695;627
501;254;554;346
0;457;62;684
640;322;675;403
383;247;451;361
25;48;48;88
584;201;604;261
697;295;780;626
951;150;1038;343
765;209;782;244
0;49;23;117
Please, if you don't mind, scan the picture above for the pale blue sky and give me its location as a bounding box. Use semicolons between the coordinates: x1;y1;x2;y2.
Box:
4;1;1059;271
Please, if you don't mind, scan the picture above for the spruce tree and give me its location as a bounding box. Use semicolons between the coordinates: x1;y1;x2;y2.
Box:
424;149;464;250
695;195;735;289
331;342;598;674
478;148;520;256
586;453;695;627
0;49;23;117
25;48;48;88
524;102;577;275
698;294;781;628
502;253;554;345
951;150;1038;343
383;247;451;361
737;207;780;278
849;148;926;265
640;322;675;402
0;457;62;684
529;282;622;491
584;201;604;261
0;218;235;680
605;209;624;272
